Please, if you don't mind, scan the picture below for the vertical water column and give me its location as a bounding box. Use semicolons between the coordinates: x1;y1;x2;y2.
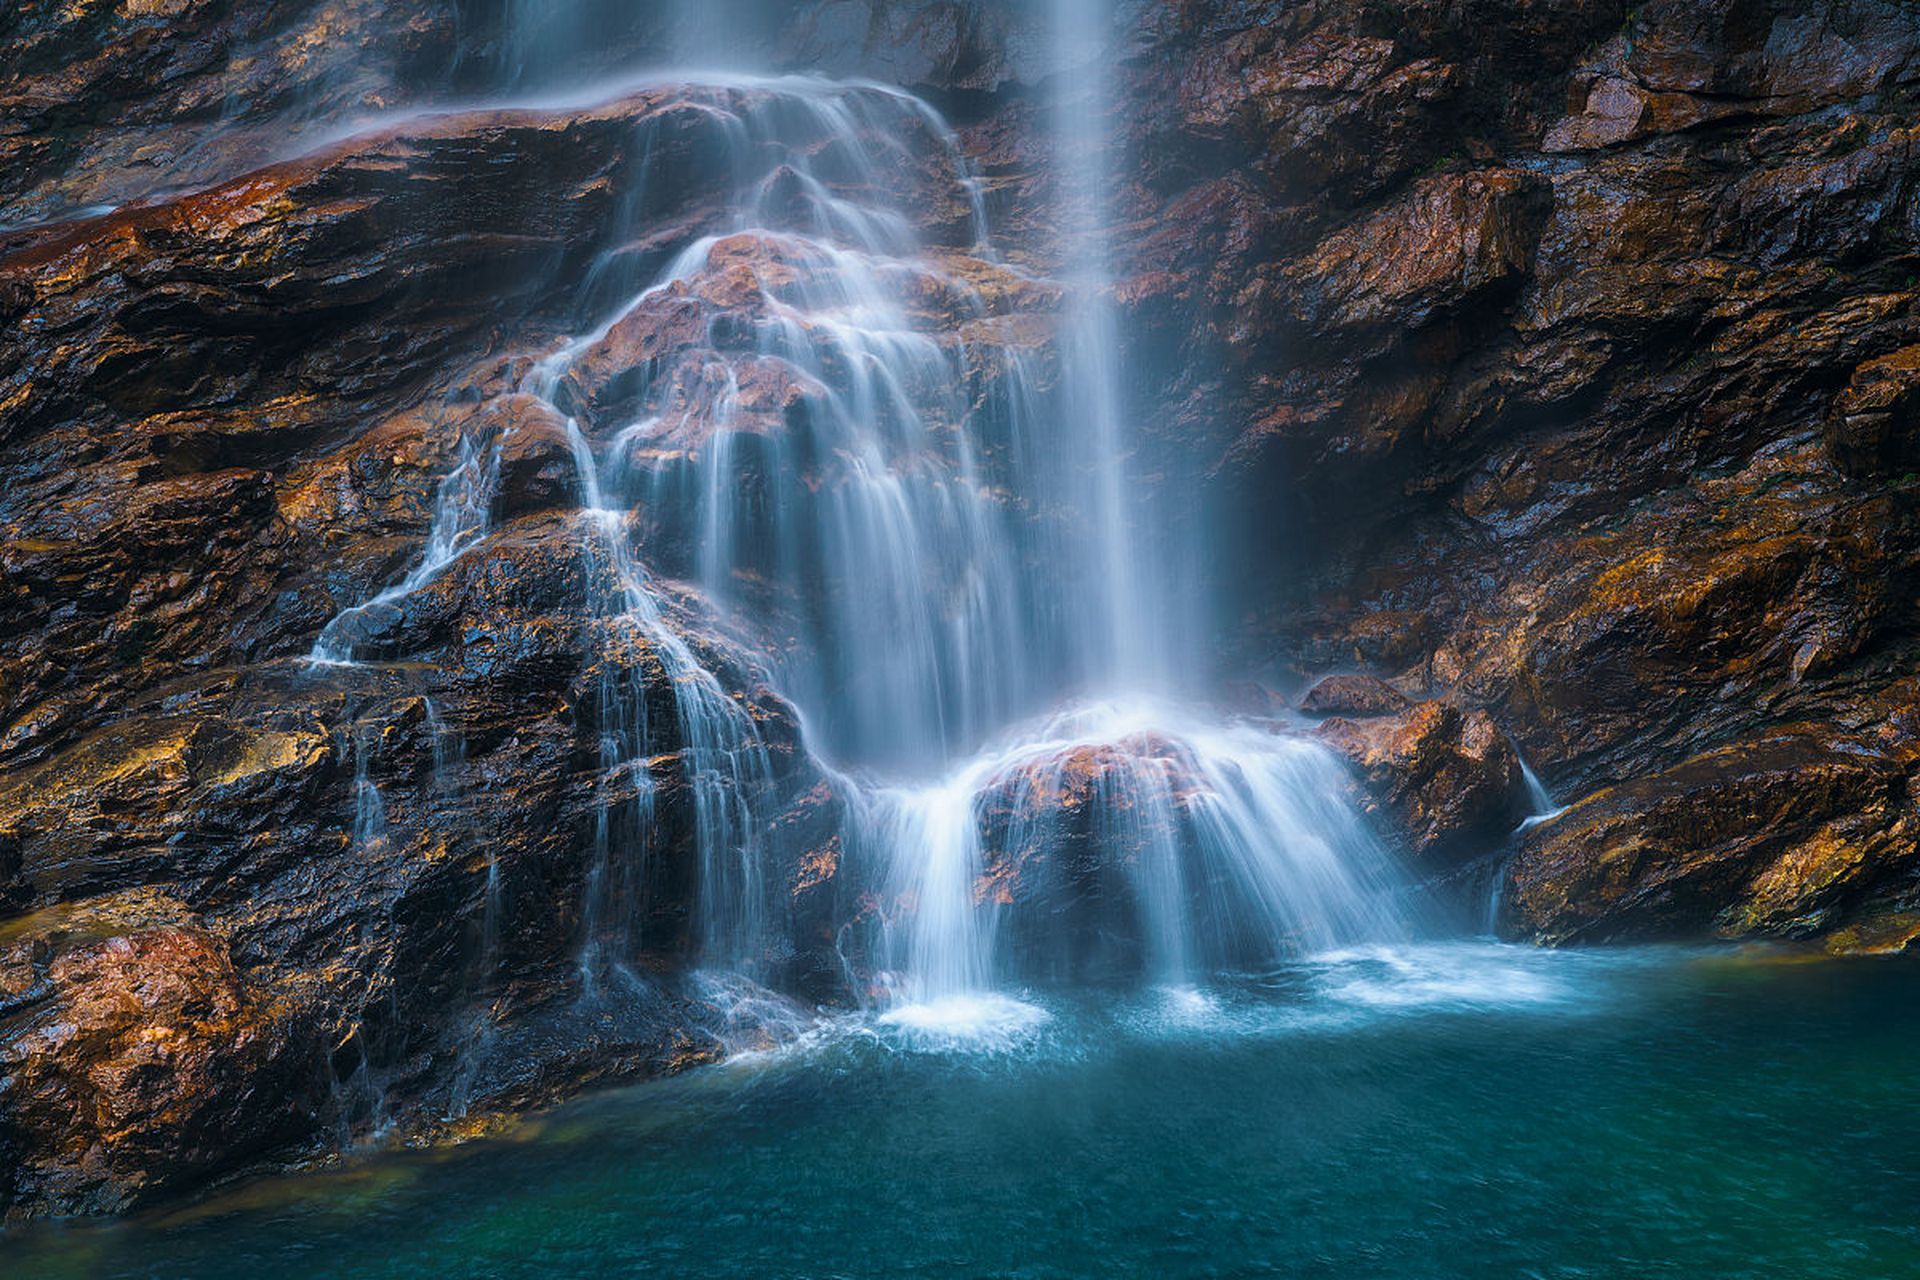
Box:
1048;0;1154;691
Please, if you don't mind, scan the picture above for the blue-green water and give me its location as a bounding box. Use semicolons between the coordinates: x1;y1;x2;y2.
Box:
9;944;1918;1279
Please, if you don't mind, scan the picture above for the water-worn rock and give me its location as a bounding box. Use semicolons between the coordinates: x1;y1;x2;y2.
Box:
0;892;322;1216
1298;674;1410;719
971;736;1192;982
1314;701;1530;865
1502;726;1920;944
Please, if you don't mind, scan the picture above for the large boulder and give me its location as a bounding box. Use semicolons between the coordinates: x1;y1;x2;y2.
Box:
1314;699;1532;866
0;892;323;1217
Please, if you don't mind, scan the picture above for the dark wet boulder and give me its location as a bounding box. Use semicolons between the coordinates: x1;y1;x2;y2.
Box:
970;736;1192;982
1314;701;1531;866
0;892;325;1217
1501;726;1920;945
1299;673;1411;719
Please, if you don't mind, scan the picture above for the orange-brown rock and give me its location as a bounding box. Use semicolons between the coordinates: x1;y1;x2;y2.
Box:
0;2;462;227
1315;701;1530;865
1282;168;1550;338
0;892;321;1216
1502;726;1920;945
1825;343;1920;479
972;735;1194;982
1298;674;1411;719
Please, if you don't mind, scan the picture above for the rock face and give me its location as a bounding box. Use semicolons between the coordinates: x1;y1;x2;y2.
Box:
0;79;882;1219
5;0;1920;1222
1099;0;1920;950
0;1;467;228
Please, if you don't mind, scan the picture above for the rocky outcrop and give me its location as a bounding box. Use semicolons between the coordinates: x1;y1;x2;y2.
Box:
1297;673;1408;719
0;80;898;1218
1105;0;1920;949
971;736;1189;982
0;892;322;1215
1313;698;1531;865
0;1;468;228
1502;724;1920;944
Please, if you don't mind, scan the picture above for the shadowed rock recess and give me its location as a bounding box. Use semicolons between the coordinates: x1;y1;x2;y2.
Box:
2;0;1918;1220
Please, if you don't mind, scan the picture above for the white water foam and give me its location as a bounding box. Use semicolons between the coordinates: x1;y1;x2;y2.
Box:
875;993;1054;1054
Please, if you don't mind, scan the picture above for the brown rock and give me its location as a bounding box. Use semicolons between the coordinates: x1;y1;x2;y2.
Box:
489;395;581;519
1315;701;1530;864
1285;168;1552;336
1178;20;1462;205
1825;344;1920;478
0;892;322;1216
969;735;1193;981
1440;445;1918;783
0;1;463;226
1503;727;1920;945
1298;674;1411;719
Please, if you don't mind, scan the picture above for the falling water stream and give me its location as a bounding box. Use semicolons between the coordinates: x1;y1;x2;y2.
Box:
310;3;1410;1043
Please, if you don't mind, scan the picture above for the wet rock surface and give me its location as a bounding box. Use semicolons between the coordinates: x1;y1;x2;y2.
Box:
0;75;892;1219
1502;724;1920;944
5;0;1920;1223
1315;700;1531;866
0;891;323;1216
1100;0;1920;950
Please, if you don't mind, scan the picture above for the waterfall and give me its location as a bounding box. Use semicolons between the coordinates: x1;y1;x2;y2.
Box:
311;11;1410;1042
1049;0;1151;688
1515;756;1568;831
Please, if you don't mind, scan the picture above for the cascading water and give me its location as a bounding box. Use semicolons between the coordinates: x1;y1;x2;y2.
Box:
311;432;500;665
312;6;1410;1045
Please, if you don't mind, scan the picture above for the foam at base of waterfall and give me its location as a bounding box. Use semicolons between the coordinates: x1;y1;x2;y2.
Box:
875;993;1052;1053
1104;943;1672;1044
1304;941;1674;1014
857;696;1410;1000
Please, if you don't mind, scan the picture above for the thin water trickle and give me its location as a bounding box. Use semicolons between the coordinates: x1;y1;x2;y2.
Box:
1515;755;1569;831
312;430;501;665
333;723;395;1139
